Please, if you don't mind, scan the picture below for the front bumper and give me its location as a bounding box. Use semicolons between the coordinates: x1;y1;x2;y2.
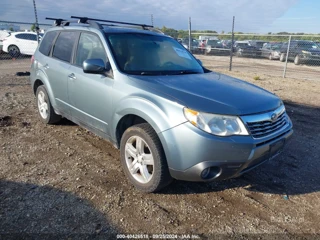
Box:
159;121;293;182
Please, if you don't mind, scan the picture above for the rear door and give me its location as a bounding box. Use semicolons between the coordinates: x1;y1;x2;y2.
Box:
46;31;79;115
68;31;113;135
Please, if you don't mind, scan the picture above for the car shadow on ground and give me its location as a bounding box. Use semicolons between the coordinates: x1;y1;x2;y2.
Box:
0;180;118;239
159;101;320;196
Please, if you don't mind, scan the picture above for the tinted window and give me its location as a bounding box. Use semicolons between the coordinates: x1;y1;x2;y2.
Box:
15;33;37;41
52;31;78;62
75;32;107;67
15;34;26;40
39;31;58;56
107;33;203;75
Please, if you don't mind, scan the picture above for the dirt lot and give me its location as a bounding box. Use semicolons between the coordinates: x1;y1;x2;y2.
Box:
195;54;320;81
0;58;320;239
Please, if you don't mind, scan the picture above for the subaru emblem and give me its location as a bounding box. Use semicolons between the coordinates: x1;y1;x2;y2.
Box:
271;113;277;121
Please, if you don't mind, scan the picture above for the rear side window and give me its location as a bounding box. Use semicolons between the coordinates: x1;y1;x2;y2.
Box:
39;31;58;56
52;31;78;62
15;33;37;41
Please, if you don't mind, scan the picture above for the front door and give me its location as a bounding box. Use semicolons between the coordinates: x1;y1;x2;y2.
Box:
68;32;113;136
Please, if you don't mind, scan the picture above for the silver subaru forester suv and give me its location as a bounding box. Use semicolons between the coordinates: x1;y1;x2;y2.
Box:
30;17;293;192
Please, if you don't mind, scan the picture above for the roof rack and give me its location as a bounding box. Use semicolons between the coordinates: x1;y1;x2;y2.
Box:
46;16;162;34
70;16;153;30
46;17;103;29
46;17;73;26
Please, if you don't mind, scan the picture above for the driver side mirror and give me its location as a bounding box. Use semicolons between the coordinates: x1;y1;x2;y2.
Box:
83;59;111;74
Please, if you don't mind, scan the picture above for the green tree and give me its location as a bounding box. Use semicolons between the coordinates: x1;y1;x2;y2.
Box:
31;24;36;32
9;27;14;31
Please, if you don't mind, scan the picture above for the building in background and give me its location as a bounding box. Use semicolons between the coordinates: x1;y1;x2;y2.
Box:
0;23;20;31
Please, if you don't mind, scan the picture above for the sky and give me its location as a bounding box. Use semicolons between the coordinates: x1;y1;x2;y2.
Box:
0;0;319;34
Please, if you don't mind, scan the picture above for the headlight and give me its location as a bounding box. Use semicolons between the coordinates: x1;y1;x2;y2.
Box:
184;108;249;136
302;50;311;55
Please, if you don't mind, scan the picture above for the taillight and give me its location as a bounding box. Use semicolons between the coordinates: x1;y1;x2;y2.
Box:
31;55;35;64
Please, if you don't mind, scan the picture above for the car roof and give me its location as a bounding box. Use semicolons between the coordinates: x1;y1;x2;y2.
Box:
11;32;38;35
46;25;165;37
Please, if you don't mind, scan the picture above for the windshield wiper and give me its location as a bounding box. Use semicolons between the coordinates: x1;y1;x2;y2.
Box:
177;70;201;75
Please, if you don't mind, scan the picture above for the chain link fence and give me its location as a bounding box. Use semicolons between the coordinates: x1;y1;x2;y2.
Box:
189;33;320;81
1;19;320;80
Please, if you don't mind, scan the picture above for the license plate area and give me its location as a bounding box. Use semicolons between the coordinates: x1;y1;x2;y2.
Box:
269;139;285;160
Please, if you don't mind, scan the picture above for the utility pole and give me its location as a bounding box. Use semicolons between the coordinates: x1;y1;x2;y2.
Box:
32;0;40;43
151;14;154;26
188;17;191;51
229;16;235;71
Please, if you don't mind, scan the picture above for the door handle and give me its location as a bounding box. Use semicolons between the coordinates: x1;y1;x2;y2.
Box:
68;73;77;80
43;64;49;70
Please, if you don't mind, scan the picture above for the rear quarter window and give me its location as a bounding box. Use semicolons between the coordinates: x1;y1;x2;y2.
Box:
52;31;78;62
39;31;58;56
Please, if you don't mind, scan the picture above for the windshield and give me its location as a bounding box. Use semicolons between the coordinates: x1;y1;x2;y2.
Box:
107;33;203;75
298;42;319;49
237;43;249;47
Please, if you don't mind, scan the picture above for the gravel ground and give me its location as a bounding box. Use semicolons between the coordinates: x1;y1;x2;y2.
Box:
0;59;320;239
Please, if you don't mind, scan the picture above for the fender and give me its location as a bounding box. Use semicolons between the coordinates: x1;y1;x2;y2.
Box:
33;69;58;110
111;95;187;143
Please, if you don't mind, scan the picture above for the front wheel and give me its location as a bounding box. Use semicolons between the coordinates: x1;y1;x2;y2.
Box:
36;86;61;124
280;53;286;62
120;123;172;193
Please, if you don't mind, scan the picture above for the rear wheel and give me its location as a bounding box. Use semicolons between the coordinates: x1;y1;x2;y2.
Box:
8;45;20;57
36;86;61;124
280;53;286;62
120;123;172;193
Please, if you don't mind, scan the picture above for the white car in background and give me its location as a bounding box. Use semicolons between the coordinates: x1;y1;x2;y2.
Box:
2;32;42;56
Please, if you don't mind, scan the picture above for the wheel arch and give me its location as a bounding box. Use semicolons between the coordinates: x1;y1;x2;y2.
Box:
31;71;57;109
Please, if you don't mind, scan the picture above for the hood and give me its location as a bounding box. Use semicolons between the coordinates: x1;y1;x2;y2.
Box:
302;48;320;53
129;72;282;115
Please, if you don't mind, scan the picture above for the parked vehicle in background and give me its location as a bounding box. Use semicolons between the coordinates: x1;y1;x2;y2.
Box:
248;40;269;57
2;32;42;56
233;41;257;57
279;40;320;65
205;39;229;55
261;42;282;60
0;30;11;52
181;38;200;53
221;39;232;49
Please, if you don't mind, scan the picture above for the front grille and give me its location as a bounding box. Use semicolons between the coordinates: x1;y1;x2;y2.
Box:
246;112;288;138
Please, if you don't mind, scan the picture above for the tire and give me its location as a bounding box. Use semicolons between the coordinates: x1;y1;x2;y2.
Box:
36;85;61;124
120;123;172;193
8;45;20;57
236;50;242;57
280;53;286;62
294;55;300;65
269;53;273;60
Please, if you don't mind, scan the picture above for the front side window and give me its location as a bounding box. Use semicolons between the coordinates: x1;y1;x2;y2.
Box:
52;31;78;62
75;32;107;67
107;33;203;75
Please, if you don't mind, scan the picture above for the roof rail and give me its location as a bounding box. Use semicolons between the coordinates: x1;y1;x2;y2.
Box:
70;16;153;30
46;17;73;26
45;17;103;30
